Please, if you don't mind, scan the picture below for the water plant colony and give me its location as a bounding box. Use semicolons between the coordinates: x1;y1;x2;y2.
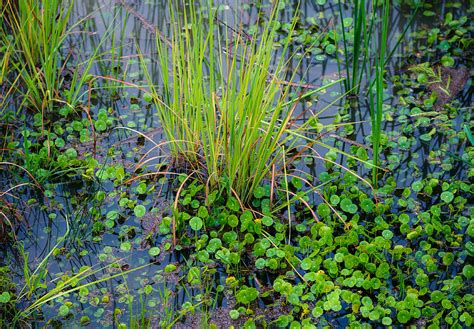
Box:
1;0;472;328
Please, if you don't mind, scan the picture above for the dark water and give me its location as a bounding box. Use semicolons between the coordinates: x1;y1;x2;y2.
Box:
1;0;471;327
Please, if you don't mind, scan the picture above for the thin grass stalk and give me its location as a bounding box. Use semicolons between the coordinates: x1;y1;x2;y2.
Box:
338;1;350;92
370;0;390;185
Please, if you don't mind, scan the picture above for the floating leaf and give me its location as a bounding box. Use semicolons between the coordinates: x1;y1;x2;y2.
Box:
165;264;177;272
143;93;153;103
134;205;146;218
317;203;331;217
149;247;160;257
65;148;77;159
440;191;454;203
325;44;336;55
226;197;240;212
58;304;70;317
340;198;357;214
227;215;239;228
382;230;393;240
462;265;473;279
397;310;411;324
411;180;423;192
229;309;239;320
441;55;454;67
190;217;203;231
0;292;10;303
236;286;259;305
253;187;265;198
94;119;107;132
120;241;132;252
262;216;273;226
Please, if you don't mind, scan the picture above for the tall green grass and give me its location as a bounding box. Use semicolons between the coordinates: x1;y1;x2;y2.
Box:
141;2;340;203
1;0;73;112
337;0;388;184
337;0;413;184
368;0;390;185
337;0;374;96
1;0;119;133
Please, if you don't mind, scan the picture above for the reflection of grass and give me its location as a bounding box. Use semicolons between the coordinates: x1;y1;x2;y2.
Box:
141;2;340;203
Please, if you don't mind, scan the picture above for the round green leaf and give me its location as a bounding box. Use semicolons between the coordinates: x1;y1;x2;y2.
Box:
190;217;203;231
65;148;77;159
441;55;454;67
229;309;239;320
58;304;70;317
55;138;65;148
143;93;153;103
440;191;454;203
94;119;107;132
262;216;273;226
0;292;11;303
227;215;239;228
325;44;336;55
134;205;146;218
382;230;393;240
397;310;411;324
462;265;473;279
120;241;132;252
149;247;160;257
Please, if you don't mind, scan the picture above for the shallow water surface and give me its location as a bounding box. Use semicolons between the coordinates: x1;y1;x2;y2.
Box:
1;0;472;327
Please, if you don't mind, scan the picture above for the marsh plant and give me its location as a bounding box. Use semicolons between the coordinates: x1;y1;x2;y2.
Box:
141;2;341;203
336;0;419;183
0;0;114;119
1;0;74;112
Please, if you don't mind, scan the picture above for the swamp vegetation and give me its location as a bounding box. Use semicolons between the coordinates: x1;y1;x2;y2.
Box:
0;0;473;328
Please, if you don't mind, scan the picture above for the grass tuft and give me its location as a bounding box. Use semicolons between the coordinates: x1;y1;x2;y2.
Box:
141;2;339;203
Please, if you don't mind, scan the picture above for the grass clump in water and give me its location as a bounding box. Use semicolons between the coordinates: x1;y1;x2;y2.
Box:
141;2;338;203
1;0;73;112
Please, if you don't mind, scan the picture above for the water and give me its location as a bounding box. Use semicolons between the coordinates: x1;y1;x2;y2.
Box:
1;0;472;327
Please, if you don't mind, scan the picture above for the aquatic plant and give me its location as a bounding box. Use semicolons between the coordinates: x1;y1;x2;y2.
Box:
336;0;420;184
367;0;389;185
0;162;43;240
337;0;372;96
141;2;340;203
1;0;74;113
0;0;472;327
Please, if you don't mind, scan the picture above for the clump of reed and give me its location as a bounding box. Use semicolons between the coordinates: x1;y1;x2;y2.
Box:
336;0;417;184
1;0;74;112
141;2;340;203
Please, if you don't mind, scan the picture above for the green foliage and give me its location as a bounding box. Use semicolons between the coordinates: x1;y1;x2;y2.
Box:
1;0;472;328
167;164;472;327
141;2;339;203
1;0;73;111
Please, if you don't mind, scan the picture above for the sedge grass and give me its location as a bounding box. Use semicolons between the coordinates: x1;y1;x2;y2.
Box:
337;0;374;96
336;0;397;184
368;0;389;185
140;2;341;203
2;0;73;112
1;0;116;114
